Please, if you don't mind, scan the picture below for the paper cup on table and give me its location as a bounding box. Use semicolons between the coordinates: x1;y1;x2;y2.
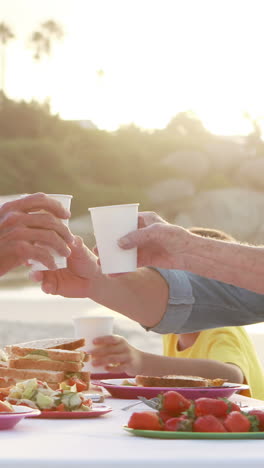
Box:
73;315;114;373
29;194;72;271
89;203;139;274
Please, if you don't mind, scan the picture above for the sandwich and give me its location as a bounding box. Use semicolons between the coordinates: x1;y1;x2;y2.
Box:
0;349;8;368
0;337;90;390
135;375;226;388
5;337;86;353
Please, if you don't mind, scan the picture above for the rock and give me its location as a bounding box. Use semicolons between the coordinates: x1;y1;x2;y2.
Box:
162;150;211;183
235;158;264;190
206;137;248;174
147;179;195;206
174;188;264;241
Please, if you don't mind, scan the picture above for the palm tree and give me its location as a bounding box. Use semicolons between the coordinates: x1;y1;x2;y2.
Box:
28;20;64;61
0;22;15;94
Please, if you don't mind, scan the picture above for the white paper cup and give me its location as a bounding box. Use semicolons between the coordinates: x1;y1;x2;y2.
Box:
73;315;114;373
0;193;28;206
89;203;139;274
28;194;72;271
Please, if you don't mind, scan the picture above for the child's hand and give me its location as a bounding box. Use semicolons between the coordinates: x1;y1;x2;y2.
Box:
89;335;143;376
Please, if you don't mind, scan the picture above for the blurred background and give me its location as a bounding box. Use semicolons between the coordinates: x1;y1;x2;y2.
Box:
1;0;264;355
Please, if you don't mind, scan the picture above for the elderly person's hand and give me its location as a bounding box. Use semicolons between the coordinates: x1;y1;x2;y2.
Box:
117;211;192;269
0;192;74;276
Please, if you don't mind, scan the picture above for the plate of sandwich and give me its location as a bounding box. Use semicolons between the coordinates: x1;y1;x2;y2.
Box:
95;375;249;400
1;337;90;391
0;337;112;418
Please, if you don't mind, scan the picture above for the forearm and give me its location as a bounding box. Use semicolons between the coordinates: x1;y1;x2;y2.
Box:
137;353;243;382
88;267;169;328
183;235;264;294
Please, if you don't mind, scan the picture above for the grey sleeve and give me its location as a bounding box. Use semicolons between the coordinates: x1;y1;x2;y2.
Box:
143;268;194;334
143;268;264;334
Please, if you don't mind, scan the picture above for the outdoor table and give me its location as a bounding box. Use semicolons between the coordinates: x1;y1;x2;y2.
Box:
0;395;264;468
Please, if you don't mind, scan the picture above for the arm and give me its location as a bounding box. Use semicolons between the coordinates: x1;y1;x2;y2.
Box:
118;211;264;294
89;267;168;328
33;236;264;332
33;237;169;328
133;354;244;383
181;234;264;294
90;335;243;382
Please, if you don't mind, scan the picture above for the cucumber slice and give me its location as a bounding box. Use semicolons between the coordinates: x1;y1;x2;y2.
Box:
62;392;82;410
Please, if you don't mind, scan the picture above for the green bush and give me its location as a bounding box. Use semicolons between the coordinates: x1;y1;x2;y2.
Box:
0;95;239;218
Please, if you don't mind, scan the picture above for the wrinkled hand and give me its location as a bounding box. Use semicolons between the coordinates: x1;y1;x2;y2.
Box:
0;193;74;276
31;236;101;297
89;334;143;375
117;211;192;269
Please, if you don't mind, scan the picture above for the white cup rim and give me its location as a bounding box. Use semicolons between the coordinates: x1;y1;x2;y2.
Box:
47;194;73;199
73;315;114;320
89;203;139;211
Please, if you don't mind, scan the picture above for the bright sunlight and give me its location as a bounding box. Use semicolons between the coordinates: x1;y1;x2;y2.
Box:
1;0;264;133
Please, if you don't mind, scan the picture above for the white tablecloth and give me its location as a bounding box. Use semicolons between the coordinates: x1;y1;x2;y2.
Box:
0;397;264;468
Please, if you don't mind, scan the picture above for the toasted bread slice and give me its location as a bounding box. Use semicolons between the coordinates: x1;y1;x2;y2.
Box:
0;367;65;383
64;371;90;383
207;377;227;387
7;347;89;363
135;375;226;388
5;337;85;354
8;358;84;373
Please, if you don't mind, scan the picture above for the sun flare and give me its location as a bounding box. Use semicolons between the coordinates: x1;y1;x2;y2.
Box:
2;0;264;134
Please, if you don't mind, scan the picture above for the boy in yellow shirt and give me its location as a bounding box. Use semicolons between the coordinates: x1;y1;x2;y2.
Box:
90;228;264;400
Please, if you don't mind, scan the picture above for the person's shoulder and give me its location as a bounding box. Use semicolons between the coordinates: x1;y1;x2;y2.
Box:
202;326;249;341
199;327;239;338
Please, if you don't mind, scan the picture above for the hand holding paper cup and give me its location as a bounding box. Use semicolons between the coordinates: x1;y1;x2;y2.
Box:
89;203;139;274
28;193;72;271
73;315;114;373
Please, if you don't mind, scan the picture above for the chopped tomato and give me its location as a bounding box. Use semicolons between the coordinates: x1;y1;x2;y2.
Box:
55;403;66;412
0;394;6;401
67;378;88;392
82;399;92;407
8;399;18;405
37;380;45;388
0;386;12;393
0;400;13;412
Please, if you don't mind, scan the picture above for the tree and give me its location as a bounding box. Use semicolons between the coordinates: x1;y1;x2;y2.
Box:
28;20;64;61
0;22;15;94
